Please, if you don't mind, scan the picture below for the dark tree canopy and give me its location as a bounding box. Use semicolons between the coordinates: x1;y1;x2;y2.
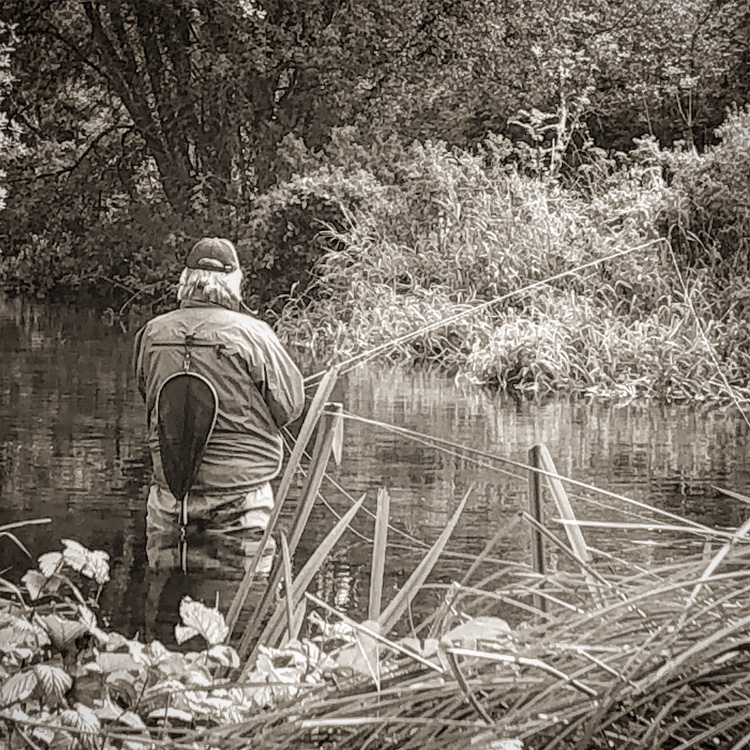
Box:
0;0;747;304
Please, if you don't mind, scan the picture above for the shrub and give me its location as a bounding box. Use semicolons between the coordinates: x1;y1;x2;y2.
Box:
273;127;750;402
659;105;750;270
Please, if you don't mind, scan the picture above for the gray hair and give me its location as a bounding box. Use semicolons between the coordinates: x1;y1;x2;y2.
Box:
177;267;243;309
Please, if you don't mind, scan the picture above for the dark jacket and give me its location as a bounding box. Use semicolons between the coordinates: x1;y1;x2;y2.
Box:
134;301;305;492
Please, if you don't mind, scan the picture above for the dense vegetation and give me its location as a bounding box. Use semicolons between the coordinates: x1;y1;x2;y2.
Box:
0;1;749;398
273;116;750;400
6;491;750;750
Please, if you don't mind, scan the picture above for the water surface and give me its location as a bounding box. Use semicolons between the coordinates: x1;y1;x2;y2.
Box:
1;295;749;641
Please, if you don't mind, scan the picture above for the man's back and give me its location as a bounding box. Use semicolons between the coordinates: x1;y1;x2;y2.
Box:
135;301;304;493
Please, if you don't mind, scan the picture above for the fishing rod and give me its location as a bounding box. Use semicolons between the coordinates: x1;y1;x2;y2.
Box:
303;239;663;387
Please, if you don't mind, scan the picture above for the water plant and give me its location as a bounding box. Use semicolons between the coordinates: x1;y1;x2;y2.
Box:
3;376;750;748
6;481;750;750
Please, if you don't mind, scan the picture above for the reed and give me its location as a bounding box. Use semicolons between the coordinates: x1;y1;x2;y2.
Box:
5;459;750;750
212;517;750;750
368;487;390;621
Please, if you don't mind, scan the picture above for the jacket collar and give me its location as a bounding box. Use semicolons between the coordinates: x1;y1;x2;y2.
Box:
180;299;239;312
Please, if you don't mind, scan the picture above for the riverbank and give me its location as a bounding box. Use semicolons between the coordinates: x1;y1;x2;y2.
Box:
270;120;750;403
3;111;750;403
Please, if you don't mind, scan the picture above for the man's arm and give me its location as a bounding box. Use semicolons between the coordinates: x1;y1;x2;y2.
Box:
132;323;148;402
254;326;305;428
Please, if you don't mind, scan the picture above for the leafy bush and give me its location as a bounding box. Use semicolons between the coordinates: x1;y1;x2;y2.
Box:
271;125;750;401
659;105;750;270
0;536;335;747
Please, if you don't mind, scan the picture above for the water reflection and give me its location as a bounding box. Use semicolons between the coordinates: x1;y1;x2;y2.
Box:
1;295;749;642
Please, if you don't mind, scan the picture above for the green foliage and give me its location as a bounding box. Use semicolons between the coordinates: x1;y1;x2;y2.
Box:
0;537;317;746
272;127;750;402
0;532;459;746
658;105;750;271
0;0;513;306
1;0;748;308
0;18;21;215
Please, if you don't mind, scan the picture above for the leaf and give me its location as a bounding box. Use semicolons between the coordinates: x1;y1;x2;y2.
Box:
144;639;171;665
62;540;110;584
92;695;146;729
78;605;110;643
0;669;38;706
332;619;382;684
21;570;48;600
177;597;228;646
41;614;87;651
442;616;513;650
146;706;194;724
38;552;63;578
33;664;72;705
0;617;50;651
105;672;139;705
96;652;140;675
118;710;147;730
174;624;200;645
30;713;56;746
61;539;89;573
92;695;122;721
85;550;110;585
60;703;101;750
0;706;30;724
207;644;240;669
49;729;76;750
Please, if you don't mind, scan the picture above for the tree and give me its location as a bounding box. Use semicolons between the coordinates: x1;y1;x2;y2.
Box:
0;0;515;300
0;0;748;302
0;19;19;213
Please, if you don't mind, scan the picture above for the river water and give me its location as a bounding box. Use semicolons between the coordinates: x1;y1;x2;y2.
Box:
1;295;750;643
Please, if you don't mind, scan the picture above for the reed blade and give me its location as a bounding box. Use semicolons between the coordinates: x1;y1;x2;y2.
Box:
292;493;366;606
0;518;51;533
331;408;344;466
378;483;474;635
0;531;32;559
244;493;367;668
234;402;343;662
715;486;750;506
368;487;390;621
227;365;339;638
537;444;591;563
280;532;295;645
688;514;750;606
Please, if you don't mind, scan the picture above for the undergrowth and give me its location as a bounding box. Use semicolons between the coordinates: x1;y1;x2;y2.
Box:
6;485;750;750
275;119;750;402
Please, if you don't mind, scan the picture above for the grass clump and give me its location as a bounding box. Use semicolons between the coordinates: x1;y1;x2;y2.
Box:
275;123;750;402
6;468;750;748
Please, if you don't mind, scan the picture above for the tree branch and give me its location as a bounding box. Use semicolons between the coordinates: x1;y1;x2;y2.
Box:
7;124;135;184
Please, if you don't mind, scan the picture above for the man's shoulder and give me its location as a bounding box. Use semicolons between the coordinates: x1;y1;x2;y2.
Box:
228;312;279;344
138;307;185;333
137;305;279;346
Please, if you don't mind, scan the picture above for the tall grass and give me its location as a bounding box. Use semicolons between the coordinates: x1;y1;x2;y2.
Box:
275;134;749;402
6;450;750;748
207;495;750;750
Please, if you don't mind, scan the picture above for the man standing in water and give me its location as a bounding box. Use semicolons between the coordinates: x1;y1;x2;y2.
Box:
133;237;305;554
